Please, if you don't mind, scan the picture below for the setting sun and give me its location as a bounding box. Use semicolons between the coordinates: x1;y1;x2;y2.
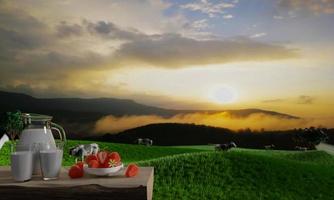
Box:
209;86;238;104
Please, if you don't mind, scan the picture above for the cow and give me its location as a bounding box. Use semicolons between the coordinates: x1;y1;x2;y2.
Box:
135;138;153;146
69;143;99;162
215;142;237;151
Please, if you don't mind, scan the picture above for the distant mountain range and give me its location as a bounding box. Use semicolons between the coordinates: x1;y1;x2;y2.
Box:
0;91;177;116
0;91;298;137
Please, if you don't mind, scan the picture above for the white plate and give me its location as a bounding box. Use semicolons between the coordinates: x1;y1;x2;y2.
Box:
83;163;124;176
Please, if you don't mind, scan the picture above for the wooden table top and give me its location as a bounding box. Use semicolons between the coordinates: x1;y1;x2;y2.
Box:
0;166;154;188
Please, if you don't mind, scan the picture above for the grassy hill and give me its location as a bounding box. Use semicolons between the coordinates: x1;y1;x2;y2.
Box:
1;140;334;200
140;150;334;200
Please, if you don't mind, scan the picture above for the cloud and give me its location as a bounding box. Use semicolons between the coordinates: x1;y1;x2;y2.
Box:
0;9;299;93
0;5;111;84
261;95;316;104
223;14;233;19
0;6;50;52
0;1;298;70
262;96;316;105
0;0;298;101
297;95;315;104
0;27;43;50
114;34;298;68
250;32;267;38
181;0;236;17
3;14;298;74
25;51;106;71
84;20;145;41
56;21;83;38
278;0;334;14
93;111;333;134
187;19;209;30
273;15;285;20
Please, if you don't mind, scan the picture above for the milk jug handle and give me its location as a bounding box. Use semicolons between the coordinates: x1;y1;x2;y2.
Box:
51;122;66;143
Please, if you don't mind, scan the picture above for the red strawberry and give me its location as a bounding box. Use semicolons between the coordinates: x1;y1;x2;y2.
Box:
102;152;121;167
97;151;109;165
88;160;100;168
99;161;110;168
125;164;139;177
85;154;98;164
109;152;121;164
76;161;84;170
69;165;83;179
101;157;117;168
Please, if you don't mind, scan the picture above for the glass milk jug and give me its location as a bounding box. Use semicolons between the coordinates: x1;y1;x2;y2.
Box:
17;113;66;174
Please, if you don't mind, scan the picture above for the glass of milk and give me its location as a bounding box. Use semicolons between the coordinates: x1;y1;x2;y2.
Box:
10;144;34;182
39;142;64;180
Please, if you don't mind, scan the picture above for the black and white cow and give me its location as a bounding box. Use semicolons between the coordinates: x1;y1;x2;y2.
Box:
69;143;99;162
135;138;153;146
215;142;237;151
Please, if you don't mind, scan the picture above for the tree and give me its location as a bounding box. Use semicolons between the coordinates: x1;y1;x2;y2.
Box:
296;127;328;149
0;110;24;142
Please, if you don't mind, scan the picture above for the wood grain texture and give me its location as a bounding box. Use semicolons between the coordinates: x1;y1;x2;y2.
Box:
0;166;154;200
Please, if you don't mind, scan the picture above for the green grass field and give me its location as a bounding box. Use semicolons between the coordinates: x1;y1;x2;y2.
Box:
1;141;334;200
0;140;206;166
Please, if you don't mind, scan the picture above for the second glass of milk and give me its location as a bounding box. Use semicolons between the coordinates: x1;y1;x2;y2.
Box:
39;142;63;180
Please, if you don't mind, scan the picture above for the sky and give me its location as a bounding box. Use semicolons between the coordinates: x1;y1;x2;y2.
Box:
0;0;334;127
